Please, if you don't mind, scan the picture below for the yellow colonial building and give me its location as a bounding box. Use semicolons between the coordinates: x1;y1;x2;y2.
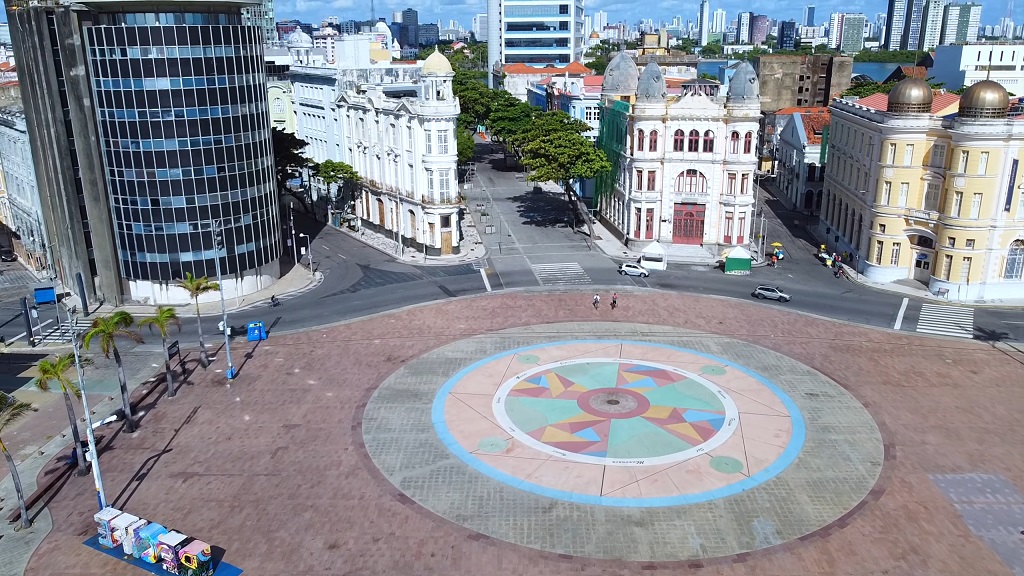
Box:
822;78;1024;301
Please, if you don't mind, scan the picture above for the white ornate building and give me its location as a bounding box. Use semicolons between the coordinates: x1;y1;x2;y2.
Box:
0;106;48;272
597;55;761;257
291;37;464;256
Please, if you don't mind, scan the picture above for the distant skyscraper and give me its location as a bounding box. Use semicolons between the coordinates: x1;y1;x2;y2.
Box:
876;13;888;41
940;3;982;44
698;0;710;46
779;20;798;49
904;0;928;49
918;0;946;50
594;10;609;32
803;5;816;26
242;0;277;42
829;12;844;47
401;7;419;47
840;13;867;52
738;12;752;43
884;0;907;48
712;9;728;33
473;13;488;41
751;14;769;43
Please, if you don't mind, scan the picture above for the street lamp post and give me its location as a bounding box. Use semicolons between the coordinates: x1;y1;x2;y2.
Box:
71;324;106;511
211;220;236;380
298;233;313;278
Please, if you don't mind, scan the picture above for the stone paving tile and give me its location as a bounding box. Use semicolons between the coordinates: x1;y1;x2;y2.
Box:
21;292;1024;576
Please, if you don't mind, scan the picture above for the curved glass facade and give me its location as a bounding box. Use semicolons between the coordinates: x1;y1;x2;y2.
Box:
84;11;280;282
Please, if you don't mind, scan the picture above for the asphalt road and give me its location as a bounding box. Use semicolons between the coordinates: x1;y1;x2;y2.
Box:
2;161;1022;350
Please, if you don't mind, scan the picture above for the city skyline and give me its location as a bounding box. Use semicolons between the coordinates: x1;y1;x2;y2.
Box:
259;0;1011;35
0;0;1015;35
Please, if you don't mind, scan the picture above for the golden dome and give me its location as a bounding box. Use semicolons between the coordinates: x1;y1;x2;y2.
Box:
959;80;1009;119
887;78;933;114
422;50;454;75
589;31;600;39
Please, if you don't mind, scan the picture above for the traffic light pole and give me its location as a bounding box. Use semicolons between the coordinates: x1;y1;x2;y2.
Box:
212;220;235;380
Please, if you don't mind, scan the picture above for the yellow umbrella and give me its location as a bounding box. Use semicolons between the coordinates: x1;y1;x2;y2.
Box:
770;242;783;247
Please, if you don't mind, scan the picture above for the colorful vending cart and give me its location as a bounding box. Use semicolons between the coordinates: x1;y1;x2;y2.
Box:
93;507;122;548
108;512;139;550
158;531;192;574
179;539;214;576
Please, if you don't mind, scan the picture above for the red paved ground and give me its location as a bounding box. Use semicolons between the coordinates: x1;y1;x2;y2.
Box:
23;292;1024;576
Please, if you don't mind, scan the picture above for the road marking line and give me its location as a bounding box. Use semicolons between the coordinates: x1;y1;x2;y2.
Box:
894;297;909;330
479;268;492;292
1002;321;1024;324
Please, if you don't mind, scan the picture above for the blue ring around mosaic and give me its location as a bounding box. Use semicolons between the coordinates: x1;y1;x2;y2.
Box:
430;339;807;508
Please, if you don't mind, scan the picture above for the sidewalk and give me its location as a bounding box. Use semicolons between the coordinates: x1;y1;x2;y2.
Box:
330;209;487;267
841;265;1024;307
74;262;321;319
0;345;168;575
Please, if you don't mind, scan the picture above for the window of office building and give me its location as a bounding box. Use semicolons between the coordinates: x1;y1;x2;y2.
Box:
903;144;914;166
970;193;983;218
890;243;901;266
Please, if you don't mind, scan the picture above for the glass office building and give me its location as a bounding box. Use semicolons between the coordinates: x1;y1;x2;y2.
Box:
5;0;280;305
85;8;280;295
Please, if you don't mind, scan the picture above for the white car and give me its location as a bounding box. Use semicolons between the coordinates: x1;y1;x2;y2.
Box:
618;263;650;277
752;285;791;302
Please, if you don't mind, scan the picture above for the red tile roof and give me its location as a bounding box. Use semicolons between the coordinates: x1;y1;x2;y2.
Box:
900;65;929;79
582;75;604;86
503;62;593;75
799;110;831;145
855;91;961;115
775;106;829;116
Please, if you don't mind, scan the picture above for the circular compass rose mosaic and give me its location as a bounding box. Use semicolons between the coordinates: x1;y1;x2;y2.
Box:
492;358;739;467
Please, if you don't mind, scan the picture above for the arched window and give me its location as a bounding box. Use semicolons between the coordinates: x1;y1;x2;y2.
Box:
649;130;659;152
637;129;646;152
271;98;286;114
676;169;708;196
1005;240;1024;280
743;131;753;154
688;129;700;152
730;131;740;154
673;129;685;151
703;130;714;153
807;162;817;181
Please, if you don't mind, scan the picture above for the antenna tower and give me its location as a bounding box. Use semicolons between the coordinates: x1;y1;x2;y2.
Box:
371;0;376;22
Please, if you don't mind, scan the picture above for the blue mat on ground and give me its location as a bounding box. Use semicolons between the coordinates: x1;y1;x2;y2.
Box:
83;535;243;575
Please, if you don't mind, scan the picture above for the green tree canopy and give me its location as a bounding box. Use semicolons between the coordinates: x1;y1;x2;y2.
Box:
853;49;928;63
457;128;476;165
700;42;724;58
271;127;311;193
587;56;610;75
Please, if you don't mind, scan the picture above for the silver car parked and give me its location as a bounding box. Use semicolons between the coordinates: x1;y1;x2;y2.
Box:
752;285;791;302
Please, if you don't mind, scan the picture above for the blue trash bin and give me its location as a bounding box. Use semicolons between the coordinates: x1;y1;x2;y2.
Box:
247;321;267;342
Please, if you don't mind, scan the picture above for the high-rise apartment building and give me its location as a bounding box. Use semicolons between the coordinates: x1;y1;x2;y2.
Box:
803;5;816;26
242;0;276;42
698;0;710;46
751;14;769;44
829;12;844;48
593;10;608;32
401;8;419;48
5;0;281;305
876;13;888;42
487;0;585;69
738;12;752;43
840;13;867;52
779;20;798;49
473;13;488;41
917;0;946;51
940;3;981;44
712;9;728;33
885;0;932;49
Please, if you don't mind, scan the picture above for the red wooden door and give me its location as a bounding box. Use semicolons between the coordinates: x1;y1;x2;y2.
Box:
672;203;705;245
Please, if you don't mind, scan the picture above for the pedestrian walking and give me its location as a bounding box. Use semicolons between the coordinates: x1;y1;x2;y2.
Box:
771;254;778;268
592;294;601;309
611;292;618;310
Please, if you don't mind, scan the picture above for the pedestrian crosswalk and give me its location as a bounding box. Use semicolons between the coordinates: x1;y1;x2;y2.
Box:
531;262;592;286
34;318;94;344
916;304;975;338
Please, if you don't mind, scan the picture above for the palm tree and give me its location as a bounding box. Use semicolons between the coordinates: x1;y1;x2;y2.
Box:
35;354;87;477
178;272;219;367
1;392;36;529
138;306;181;398
83;311;143;433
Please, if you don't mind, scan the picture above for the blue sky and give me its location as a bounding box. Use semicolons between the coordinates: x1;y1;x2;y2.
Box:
272;0;1011;31
1;0;1012;32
